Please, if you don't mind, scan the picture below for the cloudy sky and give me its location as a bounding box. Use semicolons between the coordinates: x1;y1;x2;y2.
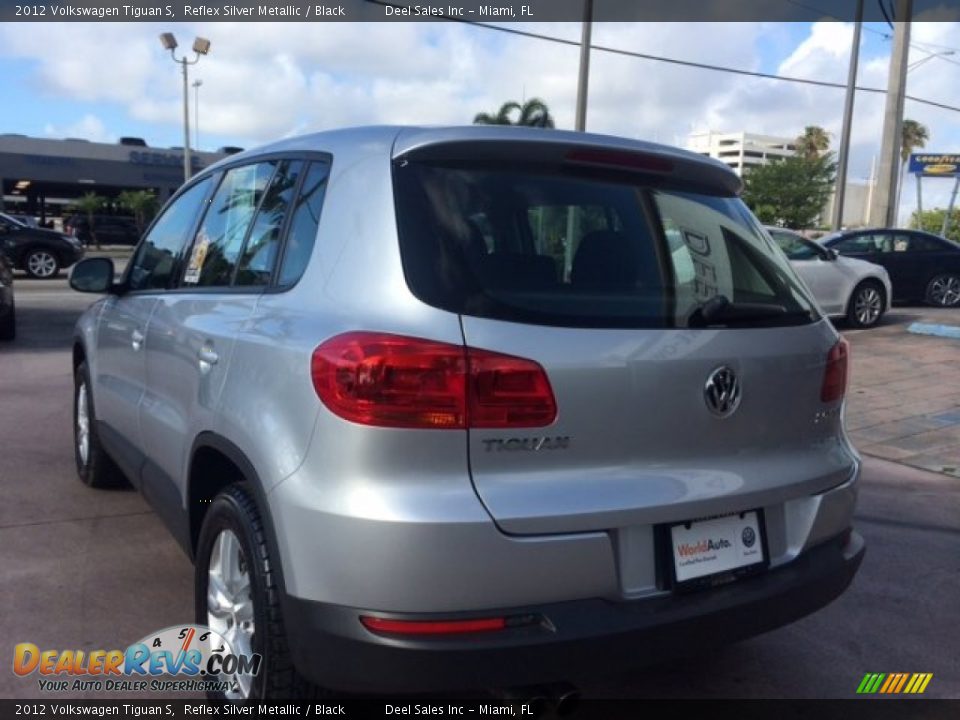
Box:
1;18;958;221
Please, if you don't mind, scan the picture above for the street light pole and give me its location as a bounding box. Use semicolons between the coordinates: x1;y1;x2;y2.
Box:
832;0;863;231
159;33;211;184
193;79;203;153
574;0;593;132
869;0;912;228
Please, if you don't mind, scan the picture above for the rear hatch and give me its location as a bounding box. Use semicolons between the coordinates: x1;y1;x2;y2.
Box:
393;132;854;535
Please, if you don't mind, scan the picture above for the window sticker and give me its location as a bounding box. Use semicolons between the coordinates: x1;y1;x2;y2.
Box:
183;231;210;285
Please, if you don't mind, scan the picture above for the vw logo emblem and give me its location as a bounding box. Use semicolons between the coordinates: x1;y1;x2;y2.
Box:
742;526;756;548
704;366;741;418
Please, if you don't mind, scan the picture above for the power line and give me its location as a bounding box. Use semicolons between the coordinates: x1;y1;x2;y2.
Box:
364;1;960;114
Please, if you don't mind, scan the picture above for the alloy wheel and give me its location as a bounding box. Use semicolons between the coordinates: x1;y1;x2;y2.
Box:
854;286;883;326
76;382;90;466
930;275;960;307
206;529;255;700
27;251;57;278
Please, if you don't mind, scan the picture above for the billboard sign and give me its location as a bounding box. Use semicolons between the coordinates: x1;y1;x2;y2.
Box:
909;154;960;177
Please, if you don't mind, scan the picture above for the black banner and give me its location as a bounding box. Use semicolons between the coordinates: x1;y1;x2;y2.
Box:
1;0;959;23
0;700;958;720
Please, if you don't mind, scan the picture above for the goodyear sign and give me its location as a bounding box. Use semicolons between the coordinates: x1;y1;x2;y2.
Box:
909;154;960;177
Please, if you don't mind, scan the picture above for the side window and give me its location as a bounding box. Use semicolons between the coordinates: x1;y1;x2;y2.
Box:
128;178;211;291
834;234;877;254
235;160;304;286
183;162;275;287
909;235;942;252
278;161;330;287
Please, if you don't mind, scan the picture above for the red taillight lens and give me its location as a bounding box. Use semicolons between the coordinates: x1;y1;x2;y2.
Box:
469;349;557;428
821;338;849;403
311;332;557;429
360;615;507;635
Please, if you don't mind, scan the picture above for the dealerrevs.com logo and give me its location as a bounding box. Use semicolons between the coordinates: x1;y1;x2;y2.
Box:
13;625;261;694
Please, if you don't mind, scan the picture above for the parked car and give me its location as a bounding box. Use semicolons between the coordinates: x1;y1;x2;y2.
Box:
767;227;891;328
0;251;14;340
65;214;141;246
68;126;864;700
820;228;960;307
0;212;85;278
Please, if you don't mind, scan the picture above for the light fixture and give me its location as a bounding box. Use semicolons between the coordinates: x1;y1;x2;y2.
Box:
159;33;212;183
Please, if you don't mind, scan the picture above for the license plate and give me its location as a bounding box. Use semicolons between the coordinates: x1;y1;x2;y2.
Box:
670;511;765;584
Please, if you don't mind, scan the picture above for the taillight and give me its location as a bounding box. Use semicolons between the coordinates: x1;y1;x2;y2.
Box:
311;332;557;429
821;338;849;403
565;148;674;173
359;615;507;636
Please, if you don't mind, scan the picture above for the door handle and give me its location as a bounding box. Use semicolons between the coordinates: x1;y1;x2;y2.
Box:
131;329;144;351
198;346;219;372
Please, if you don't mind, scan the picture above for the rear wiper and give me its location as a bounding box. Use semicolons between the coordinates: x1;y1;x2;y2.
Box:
689;295;797;327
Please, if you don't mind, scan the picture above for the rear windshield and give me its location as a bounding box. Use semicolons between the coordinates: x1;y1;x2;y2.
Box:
394;160;818;329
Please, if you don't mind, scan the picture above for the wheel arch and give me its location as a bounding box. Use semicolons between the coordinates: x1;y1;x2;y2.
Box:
187;433;288;595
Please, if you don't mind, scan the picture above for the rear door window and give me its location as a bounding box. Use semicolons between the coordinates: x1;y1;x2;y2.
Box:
394;161;816;329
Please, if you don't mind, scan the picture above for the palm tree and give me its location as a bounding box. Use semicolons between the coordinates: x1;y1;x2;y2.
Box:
473;98;555;128
795;126;831;160
118;190;159;235
895;119;930;222
73;192;106;249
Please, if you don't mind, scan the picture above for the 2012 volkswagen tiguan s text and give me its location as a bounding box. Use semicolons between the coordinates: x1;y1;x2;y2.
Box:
69;126;864;699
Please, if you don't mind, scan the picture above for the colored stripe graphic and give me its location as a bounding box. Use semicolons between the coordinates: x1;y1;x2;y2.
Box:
858;673;933;694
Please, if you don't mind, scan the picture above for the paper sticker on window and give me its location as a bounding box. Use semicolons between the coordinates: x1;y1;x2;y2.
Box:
183;233;210;285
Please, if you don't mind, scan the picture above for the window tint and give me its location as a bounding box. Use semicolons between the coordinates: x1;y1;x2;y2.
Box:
183;162;275;287
128;178;211;291
278;161;329;286
235;161;304;286
833;234;878;254
908;235;943;252
394;162;816;329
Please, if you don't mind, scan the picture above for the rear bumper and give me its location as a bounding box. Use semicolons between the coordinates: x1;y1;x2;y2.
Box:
283;530;864;693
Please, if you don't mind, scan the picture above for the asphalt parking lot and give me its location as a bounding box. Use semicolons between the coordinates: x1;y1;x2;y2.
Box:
1;275;958;700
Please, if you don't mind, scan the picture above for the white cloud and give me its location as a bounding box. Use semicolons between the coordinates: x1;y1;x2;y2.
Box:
43;113;110;143
3;19;960;223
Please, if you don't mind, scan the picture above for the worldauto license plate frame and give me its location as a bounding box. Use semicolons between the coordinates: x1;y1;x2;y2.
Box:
664;509;770;591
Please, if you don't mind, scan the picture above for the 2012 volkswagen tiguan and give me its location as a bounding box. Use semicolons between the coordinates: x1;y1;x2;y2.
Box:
69;126;864;699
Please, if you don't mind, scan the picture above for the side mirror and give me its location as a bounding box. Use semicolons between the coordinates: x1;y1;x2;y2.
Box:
822;247;839;261
69;257;117;294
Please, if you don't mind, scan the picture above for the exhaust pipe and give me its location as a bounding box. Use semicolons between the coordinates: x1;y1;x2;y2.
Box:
496;682;580;717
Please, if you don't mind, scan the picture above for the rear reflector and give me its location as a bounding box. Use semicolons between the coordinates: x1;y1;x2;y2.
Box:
565;148;674;173
360;616;507;635
821;338;849;403
311;332;557;429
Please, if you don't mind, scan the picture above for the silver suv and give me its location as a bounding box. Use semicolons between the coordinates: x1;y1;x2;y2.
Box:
69;126;864;699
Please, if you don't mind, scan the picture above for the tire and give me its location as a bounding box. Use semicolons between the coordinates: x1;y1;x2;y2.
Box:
846;280;886;328
24;247;60;279
0;300;14;341
73;361;125;487
195;485;325;701
925;273;960;307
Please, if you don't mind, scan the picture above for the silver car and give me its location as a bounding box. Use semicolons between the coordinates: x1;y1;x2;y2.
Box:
767;227;892;328
69;126;864;699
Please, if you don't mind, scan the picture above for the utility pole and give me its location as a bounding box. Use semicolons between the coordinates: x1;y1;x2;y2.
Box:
574;0;593;131
869;0;912;227
832;0;863;230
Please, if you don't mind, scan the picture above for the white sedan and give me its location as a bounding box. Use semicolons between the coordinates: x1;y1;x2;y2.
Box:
767;227;892;328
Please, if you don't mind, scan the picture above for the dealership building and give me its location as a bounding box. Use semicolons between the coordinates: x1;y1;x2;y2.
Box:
0;133;236;222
